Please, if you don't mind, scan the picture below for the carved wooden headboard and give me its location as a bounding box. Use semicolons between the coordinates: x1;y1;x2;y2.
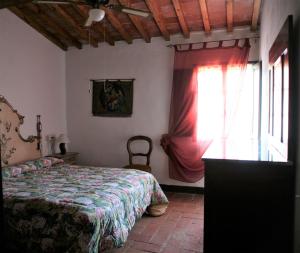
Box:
0;95;42;167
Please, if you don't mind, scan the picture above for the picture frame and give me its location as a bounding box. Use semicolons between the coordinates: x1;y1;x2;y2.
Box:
92;79;134;117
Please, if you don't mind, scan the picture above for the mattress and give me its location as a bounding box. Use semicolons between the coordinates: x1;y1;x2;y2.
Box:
3;160;168;252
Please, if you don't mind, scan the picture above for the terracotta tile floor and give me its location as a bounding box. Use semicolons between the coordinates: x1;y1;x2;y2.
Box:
105;192;204;253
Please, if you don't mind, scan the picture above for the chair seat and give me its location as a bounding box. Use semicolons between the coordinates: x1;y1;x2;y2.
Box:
124;164;151;173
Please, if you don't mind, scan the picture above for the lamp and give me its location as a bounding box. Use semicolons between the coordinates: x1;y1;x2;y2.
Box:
85;8;105;27
46;134;56;155
58;134;70;155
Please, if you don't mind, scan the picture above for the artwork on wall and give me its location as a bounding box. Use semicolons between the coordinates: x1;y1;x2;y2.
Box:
92;79;134;117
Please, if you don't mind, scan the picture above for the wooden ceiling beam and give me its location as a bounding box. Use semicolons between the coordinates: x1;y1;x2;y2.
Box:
226;0;233;32
127;15;151;43
198;0;211;33
251;0;261;31
102;7;133;44
26;4;82;49
52;5;98;48
75;5;115;46
0;0;31;9
171;0;189;38
144;0;170;41
9;6;68;50
118;0;150;43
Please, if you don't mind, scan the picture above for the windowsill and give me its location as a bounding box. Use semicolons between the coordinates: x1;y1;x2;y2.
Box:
202;138;290;163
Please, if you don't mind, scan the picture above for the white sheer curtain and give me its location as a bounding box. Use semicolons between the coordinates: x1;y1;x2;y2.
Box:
197;64;259;142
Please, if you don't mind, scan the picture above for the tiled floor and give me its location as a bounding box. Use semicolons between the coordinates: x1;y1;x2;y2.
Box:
105;192;204;253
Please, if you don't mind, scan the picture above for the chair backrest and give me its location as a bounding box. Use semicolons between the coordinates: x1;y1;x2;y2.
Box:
127;135;153;166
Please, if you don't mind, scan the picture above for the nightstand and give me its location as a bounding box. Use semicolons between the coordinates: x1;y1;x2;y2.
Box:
52;152;79;164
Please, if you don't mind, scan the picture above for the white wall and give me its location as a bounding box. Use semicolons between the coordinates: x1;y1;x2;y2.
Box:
259;0;300;252
0;9;67;155
66;28;259;187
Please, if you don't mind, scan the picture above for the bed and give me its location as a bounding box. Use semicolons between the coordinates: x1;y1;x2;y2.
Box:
0;95;168;252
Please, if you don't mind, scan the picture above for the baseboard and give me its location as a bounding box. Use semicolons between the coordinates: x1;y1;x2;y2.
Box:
160;184;204;194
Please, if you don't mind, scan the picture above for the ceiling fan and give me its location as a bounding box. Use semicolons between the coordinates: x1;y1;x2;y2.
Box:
32;0;151;26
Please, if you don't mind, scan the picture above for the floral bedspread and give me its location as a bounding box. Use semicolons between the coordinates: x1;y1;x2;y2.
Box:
3;164;168;253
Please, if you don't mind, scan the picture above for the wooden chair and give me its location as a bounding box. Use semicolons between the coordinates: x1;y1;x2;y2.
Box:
124;135;153;173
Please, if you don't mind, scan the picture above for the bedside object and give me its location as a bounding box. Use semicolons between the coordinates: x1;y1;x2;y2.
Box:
52;152;79;165
59;143;66;154
58;134;70;155
46;135;57;155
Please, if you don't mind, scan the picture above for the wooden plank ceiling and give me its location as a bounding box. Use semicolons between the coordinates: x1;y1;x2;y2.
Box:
2;0;262;50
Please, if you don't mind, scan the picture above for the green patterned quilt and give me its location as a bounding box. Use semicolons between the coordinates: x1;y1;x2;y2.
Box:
3;162;168;253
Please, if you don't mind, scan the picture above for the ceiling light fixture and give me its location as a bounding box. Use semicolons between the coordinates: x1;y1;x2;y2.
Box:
85;8;105;27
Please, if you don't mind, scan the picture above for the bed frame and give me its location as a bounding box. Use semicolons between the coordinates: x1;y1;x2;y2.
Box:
0;95;42;167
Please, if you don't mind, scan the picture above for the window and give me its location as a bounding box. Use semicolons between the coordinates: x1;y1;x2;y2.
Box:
197;63;260;142
268;50;289;159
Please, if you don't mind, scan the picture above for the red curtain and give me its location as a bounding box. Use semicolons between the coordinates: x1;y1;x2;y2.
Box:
161;39;251;183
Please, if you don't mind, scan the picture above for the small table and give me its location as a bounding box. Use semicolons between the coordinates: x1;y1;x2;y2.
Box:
51;152;79;164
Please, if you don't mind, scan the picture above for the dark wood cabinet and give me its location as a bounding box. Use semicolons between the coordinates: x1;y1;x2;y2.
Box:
203;140;295;253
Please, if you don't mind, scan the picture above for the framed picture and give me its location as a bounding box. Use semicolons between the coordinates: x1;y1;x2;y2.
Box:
92;79;134;117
